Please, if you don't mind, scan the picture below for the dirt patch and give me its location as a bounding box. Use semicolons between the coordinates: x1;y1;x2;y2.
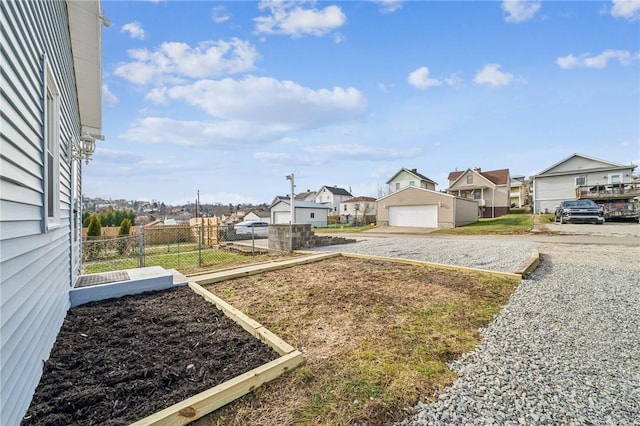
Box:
196;256;518;425
22;287;279;425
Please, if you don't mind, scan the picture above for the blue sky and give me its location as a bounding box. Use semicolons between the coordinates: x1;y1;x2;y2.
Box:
89;0;640;206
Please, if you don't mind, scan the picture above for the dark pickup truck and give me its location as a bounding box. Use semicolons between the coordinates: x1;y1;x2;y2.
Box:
554;200;605;224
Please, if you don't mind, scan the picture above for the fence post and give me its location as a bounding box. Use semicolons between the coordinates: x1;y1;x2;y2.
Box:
199;224;203;267
138;225;145;268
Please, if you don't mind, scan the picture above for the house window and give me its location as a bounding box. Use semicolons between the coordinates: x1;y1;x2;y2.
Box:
409;181;415;186
44;56;60;231
310;212;315;218
473;192;481;200
575;176;586;186
609;174;621;184
395;182;400;190
466;175;473;184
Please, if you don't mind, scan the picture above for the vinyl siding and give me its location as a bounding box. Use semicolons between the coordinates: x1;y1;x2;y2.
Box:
0;1;81;424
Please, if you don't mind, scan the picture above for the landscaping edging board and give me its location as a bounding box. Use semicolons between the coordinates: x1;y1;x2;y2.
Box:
339;252;524;280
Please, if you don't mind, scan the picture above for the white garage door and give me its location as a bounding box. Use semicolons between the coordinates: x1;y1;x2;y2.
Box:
273;211;290;224
388;205;438;228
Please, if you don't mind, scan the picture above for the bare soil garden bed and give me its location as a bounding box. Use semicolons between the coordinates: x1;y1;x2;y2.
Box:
22;287;280;425
196;255;518;425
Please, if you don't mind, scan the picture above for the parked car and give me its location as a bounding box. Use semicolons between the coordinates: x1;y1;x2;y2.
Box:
554;200;605;224
234;220;269;236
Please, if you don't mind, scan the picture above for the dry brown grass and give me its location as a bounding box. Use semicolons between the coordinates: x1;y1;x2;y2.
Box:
193;257;518;426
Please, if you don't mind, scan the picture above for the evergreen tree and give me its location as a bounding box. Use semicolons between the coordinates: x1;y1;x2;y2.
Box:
87;213;102;237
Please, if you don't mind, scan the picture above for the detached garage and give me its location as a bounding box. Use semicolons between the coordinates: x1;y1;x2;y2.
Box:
377;186;479;229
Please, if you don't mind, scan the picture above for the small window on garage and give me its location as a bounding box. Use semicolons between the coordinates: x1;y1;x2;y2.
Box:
310;212;315;218
575;176;586;186
467;175;473;184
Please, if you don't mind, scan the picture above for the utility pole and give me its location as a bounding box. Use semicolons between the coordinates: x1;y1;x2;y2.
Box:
196;189;200;218
286;173;295;251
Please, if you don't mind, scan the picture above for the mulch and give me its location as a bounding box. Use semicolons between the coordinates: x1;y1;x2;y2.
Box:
21;286;280;425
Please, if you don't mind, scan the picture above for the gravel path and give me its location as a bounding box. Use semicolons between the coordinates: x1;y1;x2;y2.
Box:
313;237;538;274
315;237;640;424
396;243;640;425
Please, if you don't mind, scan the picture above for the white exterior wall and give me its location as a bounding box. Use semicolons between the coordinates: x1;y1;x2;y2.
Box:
340;201;377;218
0;2;85;424
271;202;329;226
388;170;436;193
533;169;635;214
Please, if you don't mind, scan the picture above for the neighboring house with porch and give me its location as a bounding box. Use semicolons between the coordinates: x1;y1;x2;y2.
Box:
510;175;528;208
532;153;639;215
270;199;331;228
386;168;437;193
447;168;511;218
314;185;352;215
340;196;377;224
0;1;104;424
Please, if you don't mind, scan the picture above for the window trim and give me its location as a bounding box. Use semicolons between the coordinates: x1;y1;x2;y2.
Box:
608;173;621;184
575;176;587;186
43;55;61;232
466;175;473;184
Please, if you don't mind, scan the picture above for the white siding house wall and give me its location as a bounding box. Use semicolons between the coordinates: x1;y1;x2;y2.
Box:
1;1;83;423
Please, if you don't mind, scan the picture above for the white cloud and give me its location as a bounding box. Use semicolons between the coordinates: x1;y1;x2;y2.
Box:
155;75;367;129
121;21;145;40
211;6;231;23
502;0;541;23
556;49;638;69
254;1;346;37
407;67;443;90
102;84;118;106
253;144;421;166
611;0;640;20
375;0;403;14
121;117;283;148
473;64;514;87
114;38;258;85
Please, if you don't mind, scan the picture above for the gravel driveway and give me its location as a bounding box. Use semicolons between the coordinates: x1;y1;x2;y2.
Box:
314;235;640;425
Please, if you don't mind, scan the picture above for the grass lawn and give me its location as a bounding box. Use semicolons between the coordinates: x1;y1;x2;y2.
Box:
433;213;534;235
200;256;519;425
314;224;376;233
83;249;296;275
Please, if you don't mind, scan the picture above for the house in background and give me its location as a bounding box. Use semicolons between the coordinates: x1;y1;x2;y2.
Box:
295;190;317;202
270;199;331;228
0;1;104;424
315;185;353;215
386;168;437;193
340;196;377;224
510;175;529;208
532;153;639;215
447;168;511;218
244;209;271;224
376;187;478;228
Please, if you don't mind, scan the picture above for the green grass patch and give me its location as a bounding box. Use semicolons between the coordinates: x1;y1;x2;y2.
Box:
434;213;533;235
314;224;376;233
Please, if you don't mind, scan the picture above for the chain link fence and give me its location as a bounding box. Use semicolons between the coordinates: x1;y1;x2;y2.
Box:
82;224;276;275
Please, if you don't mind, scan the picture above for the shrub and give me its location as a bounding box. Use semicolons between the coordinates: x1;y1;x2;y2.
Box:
117;218;133;255
87;213;102;237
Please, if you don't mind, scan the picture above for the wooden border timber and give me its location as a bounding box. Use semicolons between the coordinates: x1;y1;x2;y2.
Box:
340;252;523;280
513;249;540;278
190;252;340;285
130;282;304;426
